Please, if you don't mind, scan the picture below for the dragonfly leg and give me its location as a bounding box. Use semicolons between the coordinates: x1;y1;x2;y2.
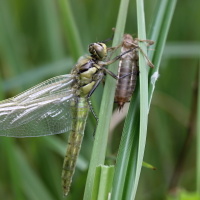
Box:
100;28;116;44
87;97;99;123
107;43;122;53
102;67;118;80
106;44;122;61
88;73;104;98
86;97;99;137
118;71;138;79
99;47;137;66
86;76;103;122
136;46;154;68
104;67;138;80
127;39;154;68
100;36;114;44
135;38;154;46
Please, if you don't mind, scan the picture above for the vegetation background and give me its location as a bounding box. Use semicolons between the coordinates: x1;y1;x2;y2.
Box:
0;0;199;199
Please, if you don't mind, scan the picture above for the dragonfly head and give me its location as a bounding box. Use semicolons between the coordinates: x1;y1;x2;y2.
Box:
89;42;107;60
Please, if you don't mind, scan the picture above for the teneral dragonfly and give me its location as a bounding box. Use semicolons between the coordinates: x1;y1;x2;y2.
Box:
0;41;133;196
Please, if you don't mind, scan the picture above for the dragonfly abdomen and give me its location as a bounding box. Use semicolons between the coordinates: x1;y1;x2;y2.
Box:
61;97;89;196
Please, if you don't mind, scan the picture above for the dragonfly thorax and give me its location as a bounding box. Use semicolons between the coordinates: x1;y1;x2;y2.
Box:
72;55;103;97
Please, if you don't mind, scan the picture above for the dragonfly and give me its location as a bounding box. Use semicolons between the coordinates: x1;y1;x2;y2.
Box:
0;41;134;196
114;34;154;110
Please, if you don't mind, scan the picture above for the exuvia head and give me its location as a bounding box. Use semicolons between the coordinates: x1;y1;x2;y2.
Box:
88;42;107;60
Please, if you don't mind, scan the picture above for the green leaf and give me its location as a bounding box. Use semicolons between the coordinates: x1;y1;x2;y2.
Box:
57;0;84;59
110;1;177;200
83;0;131;199
197;63;200;195
92;165;114;200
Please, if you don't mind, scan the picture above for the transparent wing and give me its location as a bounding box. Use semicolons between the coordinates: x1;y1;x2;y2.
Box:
0;74;77;137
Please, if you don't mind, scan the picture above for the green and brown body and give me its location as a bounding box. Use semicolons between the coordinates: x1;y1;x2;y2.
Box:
61;45;107;196
61;97;89;196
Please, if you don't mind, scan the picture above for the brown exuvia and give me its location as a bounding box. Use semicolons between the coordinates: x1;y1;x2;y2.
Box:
115;34;154;110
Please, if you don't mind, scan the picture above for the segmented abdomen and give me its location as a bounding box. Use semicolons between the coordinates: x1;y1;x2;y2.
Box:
115;34;139;110
61;97;89;196
115;58;138;109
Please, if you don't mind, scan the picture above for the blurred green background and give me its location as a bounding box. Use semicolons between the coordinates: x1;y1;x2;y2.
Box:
0;0;199;199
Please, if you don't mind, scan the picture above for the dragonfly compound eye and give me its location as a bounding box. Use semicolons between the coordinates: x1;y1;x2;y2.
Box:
89;43;107;60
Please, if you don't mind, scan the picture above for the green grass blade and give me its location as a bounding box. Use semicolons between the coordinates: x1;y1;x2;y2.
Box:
126;1;149;199
147;0;168;51
38;0;65;60
83;0;130;199
15;147;55;200
142;161;156;170
92;165;114;200
164;42;200;58
92;166;101;200
148;0;177;106
0;0;27;74
127;1;177;199
3;138;24;200
110;91;140;200
197;64;200;195
111;2;149;199
111;1;177;200
3;58;73;92
126;1;177;199
57;0;84;59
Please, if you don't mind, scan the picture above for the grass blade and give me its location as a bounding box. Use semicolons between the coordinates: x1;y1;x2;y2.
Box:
110;91;140;200
197;63;200;195
111;1;177;200
38;0;65;60
3;138;24;200
83;0;130;199
148;0;177;105
126;1;149;199
0;0;27;74
57;0;84;59
16;147;55;200
92;165;114;200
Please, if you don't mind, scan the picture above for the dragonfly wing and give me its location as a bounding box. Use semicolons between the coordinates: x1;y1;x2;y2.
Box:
0;74;77;137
